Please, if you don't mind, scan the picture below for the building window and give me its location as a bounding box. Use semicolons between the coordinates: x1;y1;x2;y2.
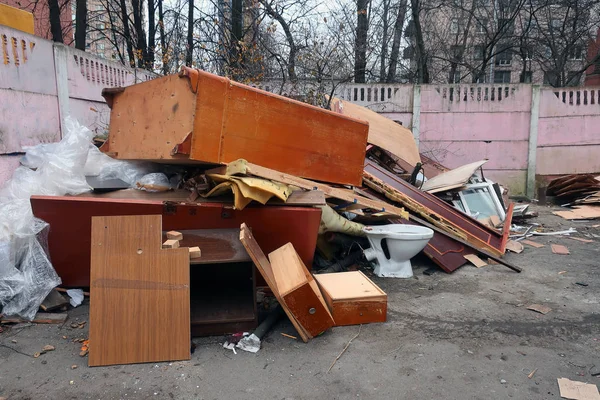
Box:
568;45;583;60
477;19;488;34
550;19;561;31
98;43;105;50
98;23;105;30
496;47;512;65
520;71;532;83
474;45;485;60
498;19;514;35
450;19;459;34
450;45;463;61
494;70;511;83
95;5;103;11
498;0;517;15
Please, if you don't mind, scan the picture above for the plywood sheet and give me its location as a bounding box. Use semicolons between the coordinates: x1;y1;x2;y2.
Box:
463;254;488;268
553;205;600;220
330;97;421;167
421;160;488;193
89;215;190;367
551;244;570;255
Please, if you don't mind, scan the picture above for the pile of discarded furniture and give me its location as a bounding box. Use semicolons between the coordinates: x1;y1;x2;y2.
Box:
0;67;521;366
546;174;600;220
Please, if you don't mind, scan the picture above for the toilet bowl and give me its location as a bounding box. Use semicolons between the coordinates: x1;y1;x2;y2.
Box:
363;224;434;278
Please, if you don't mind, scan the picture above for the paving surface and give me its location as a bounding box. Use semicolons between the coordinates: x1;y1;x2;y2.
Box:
1;205;599;399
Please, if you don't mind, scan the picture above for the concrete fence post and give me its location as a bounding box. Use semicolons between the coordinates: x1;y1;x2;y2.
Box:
53;43;70;138
526;85;541;199
412;85;421;149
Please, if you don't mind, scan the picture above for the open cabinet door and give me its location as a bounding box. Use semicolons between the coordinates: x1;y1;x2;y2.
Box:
89;215;190;366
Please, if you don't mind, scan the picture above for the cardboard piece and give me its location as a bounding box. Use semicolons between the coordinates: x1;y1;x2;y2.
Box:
527;304;552;314
557;378;600;400
522;239;545;248
552;244;570;255
464;254;488;268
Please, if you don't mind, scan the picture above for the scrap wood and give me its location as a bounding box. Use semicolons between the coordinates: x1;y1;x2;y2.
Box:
327;325;362;373
239;224;311;342
1;313;67;324
464;254;488;268
557;378;600;400
206;160;409;220
405;213;522;273
554;206;600;220
522;239;545;248
505;240;524;254
552;244;570;255
527;304;552;314
420;160;488;193
569;237;594;243
363;168;512;258
40;289;69;312
528;369;538;379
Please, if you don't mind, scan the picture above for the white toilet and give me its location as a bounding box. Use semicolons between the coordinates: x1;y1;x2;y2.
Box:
363;224;434;278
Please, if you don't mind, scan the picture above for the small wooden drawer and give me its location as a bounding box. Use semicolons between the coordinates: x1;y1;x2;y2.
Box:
314;271;387;326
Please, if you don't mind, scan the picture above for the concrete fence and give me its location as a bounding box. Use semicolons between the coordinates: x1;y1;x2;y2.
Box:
0;25;153;183
334;83;600;197
2;24;599;196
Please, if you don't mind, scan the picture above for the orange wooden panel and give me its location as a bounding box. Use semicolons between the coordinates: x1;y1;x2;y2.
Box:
89;215;190;366
104;75;195;160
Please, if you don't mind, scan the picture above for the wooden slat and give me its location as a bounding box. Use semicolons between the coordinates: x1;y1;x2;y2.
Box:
89;215;190;367
239;224;311;342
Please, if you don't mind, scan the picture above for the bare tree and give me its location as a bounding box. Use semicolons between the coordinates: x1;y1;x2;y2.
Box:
74;0;87;50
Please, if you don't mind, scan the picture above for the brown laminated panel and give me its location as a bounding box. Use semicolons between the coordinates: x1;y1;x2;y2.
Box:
30;195;321;287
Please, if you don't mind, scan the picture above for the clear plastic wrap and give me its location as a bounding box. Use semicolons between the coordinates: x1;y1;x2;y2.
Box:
84;145;156;186
0;117;95;319
135;173;173;192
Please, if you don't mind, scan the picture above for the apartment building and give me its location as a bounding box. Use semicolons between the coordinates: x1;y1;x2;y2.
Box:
405;0;599;86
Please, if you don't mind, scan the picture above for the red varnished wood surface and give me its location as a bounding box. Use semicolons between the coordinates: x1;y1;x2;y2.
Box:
31;195;321;287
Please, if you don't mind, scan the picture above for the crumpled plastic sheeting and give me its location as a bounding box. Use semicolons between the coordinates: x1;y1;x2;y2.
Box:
0;117;95;319
84;145;156;186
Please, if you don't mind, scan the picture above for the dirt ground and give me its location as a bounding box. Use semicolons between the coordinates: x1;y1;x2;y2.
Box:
1;204;599;400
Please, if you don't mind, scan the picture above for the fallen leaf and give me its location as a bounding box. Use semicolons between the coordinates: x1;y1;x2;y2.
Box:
71;365;78;369
79;349;88;357
33;352;41;358
42;345;55;352
558;271;567;275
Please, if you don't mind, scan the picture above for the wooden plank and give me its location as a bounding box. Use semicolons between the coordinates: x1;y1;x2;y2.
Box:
1;313;67;324
463;254;488;268
40;289;69;312
89;215;190;367
551;244;570;255
330;97;421;167
239;224;311;342
553;205;600;220
313;271;386;302
269;243;335;337
206;160;409;219
522;239;545;248
421;160;488;193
